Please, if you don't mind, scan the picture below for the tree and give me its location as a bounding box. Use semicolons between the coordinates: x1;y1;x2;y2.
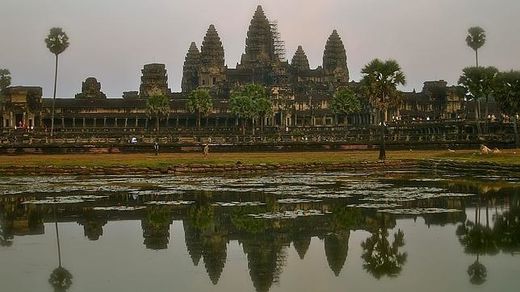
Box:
361;227;407;279
330;87;362;125
458;66;498;134
146;94;170;133
229;84;272;135
466;26;486;67
49;266;73;292
494;70;520;147
360;59;406;160
0;69;11;127
45;27;69;137
187;88;213;128
0;69;10;93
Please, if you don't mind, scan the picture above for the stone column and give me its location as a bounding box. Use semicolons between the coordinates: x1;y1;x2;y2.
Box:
124;118;128;128
94;118;97;127
72;118;76;128
103;117;107;127
61;117;65;128
83;118;86;128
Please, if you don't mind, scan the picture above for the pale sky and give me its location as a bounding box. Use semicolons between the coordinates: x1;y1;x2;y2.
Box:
1;0;519;97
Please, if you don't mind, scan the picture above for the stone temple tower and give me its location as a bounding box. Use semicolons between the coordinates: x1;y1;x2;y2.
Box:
139;63;171;98
181;42;201;93
322;30;349;83
239;5;276;68
291;46;310;72
198;24;226;88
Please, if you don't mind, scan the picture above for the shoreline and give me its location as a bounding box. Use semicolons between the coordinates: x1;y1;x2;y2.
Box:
0;160;418;176
0;159;520;177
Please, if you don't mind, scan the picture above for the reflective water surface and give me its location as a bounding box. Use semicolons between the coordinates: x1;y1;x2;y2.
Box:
1;171;519;292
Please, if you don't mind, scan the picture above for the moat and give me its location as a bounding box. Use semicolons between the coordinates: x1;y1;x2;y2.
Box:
1;170;519;292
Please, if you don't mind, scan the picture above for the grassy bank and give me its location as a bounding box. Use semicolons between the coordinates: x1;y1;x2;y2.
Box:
0;149;518;168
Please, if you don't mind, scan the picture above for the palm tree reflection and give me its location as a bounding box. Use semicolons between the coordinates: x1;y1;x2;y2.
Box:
457;194;520;285
0;214;13;247
361;217;407;279
456;198;495;285
49;200;73;292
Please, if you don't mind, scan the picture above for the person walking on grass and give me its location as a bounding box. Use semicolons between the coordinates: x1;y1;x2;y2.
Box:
203;144;209;157
154;142;159;156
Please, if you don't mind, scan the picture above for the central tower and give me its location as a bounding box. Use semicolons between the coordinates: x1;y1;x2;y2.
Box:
239;5;276;68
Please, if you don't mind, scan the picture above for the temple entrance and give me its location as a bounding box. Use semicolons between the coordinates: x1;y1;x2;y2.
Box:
15;113;24;128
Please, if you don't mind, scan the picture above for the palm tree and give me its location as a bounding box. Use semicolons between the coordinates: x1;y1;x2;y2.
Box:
146;94;170;134
361;59;406;160
45;28;69;138
187;88;213;128
466;27;486;67
49;200;73;292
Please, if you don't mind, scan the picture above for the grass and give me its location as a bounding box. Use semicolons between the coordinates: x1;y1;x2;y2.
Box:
0;149;519;168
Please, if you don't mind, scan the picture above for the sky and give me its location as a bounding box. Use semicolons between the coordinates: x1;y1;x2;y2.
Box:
1;0;519;97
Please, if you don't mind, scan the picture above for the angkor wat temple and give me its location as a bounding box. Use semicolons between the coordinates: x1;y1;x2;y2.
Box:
1;5;508;145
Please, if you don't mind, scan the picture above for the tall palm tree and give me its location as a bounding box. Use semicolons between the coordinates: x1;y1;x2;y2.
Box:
45;27;69;138
49;200;73;292
466;27;486;67
361;59;406;161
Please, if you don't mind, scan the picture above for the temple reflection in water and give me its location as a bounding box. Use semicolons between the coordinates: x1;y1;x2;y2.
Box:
1;173;519;292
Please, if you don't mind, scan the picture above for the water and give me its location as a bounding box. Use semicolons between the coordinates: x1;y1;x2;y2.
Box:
1;171;519;292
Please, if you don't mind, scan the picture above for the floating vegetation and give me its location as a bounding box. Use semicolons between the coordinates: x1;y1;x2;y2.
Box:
411;178;446;182
145;200;195;206
357;185;475;203
22;198;85;204
348;203;402;209
306;193;352;199
212;201;266;207
248;210;326;219
277;198;322;204
377;208;463;215
92;206;146;211
129;190;184;196
22;195;109;205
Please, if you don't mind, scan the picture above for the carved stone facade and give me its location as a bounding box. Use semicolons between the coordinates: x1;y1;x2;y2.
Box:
1;86;42;129
181;5;350;94
139;63;171;98
75;77;106;99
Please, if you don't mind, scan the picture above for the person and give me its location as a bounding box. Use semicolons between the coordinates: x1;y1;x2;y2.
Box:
203;143;209;157
154;142;159;156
